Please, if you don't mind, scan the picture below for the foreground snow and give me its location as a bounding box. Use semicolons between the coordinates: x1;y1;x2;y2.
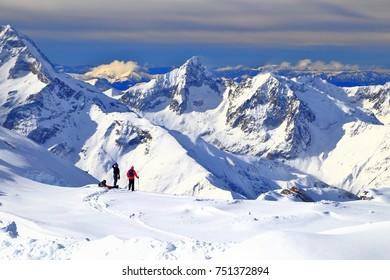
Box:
2;125;389;260
1;181;390;260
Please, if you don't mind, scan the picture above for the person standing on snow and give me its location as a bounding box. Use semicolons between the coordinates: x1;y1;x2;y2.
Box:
127;166;139;191
112;163;120;187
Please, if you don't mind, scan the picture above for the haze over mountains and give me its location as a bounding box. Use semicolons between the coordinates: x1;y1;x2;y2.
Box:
62;58;390;92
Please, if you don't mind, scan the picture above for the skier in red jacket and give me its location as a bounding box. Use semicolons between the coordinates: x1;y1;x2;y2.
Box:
126;166;139;191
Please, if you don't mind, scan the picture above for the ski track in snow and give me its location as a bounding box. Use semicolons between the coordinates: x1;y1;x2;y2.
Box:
82;188;204;245
83;188;111;213
3;186;390;260
1;188;229;260
83;189;219;255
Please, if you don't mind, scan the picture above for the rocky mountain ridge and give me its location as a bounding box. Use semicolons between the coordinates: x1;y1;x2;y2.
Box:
1;24;389;198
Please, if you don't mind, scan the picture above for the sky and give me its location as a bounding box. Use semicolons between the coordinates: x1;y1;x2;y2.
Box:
1;0;389;69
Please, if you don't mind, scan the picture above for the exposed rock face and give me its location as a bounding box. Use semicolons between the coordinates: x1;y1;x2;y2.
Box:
121;56;225;114
226;74;315;158
348;83;390;121
0;25;129;161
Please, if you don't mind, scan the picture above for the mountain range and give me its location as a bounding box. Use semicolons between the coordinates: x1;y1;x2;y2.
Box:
63;60;390;91
215;67;390;87
1;24;389;199
3;121;390;261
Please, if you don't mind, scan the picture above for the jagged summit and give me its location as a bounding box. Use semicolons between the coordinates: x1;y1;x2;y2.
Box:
224;72;316;158
0;24;55;82
183;55;201;67
0;24;20;39
121;56;224;114
0;25;129;162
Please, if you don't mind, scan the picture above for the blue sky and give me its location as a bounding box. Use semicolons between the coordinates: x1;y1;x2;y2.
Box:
1;0;389;69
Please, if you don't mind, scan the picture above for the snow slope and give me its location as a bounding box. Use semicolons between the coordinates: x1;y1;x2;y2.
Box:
2;125;388;260
0;24;129;164
1;119;389;261
0;126;95;186
122;61;389;195
1;169;390;260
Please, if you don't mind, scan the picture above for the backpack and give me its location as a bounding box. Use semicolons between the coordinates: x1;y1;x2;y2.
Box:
127;169;134;177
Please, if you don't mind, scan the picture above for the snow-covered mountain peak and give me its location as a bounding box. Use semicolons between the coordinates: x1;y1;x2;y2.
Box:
346;82;390;124
0;25;129;162
0;24;20;40
1;25;54;70
178;56;206;77
167;56;219;89
0;24;56;86
0;24;13;37
223;72;315;158
182;55;201;67
121;56;224;114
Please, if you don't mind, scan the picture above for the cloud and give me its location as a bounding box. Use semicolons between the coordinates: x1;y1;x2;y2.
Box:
278;59;360;71
84;60;150;82
216;65;248;72
20;29;390;48
86;60;143;75
1;0;389;69
216;59;361;73
1;0;389;45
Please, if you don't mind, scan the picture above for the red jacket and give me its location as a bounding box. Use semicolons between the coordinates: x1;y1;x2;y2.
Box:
127;168;139;179
99;181;114;188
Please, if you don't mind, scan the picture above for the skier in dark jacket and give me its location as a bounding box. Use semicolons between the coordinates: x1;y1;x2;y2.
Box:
112;163;120;187
98;180;118;189
126;166;139;191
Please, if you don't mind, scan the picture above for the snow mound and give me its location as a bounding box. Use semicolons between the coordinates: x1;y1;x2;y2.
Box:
0;221;18;238
220;221;390;260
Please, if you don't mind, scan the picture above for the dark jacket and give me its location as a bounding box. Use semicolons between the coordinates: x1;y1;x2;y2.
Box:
112;165;120;175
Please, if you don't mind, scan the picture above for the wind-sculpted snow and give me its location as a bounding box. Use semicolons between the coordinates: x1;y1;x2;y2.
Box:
2;180;390;260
